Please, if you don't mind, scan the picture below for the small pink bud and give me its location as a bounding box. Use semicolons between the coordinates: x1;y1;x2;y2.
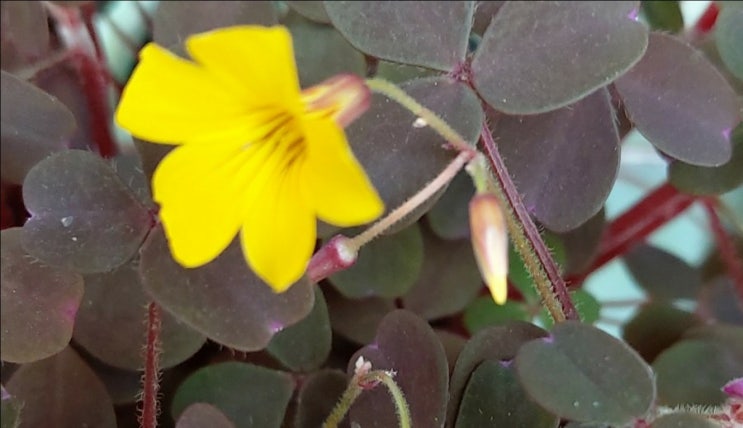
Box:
306;235;357;283
469;193;508;305
301;74;371;127
723;377;743;399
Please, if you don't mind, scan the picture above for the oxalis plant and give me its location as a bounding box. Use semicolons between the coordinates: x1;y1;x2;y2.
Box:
1;1;742;427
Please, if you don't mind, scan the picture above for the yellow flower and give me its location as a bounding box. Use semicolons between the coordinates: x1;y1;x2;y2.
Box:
115;26;384;292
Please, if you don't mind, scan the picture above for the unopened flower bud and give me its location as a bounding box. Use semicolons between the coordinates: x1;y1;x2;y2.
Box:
469;193;508;305
301;74;371;127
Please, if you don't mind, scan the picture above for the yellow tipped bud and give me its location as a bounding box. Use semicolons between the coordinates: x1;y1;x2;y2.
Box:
469;193;509;305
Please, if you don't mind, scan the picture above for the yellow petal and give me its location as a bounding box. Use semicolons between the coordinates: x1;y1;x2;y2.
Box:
469;193;509;305
153;140;255;267
302;117;383;226
186;26;301;112
115;43;248;144
241;163;316;292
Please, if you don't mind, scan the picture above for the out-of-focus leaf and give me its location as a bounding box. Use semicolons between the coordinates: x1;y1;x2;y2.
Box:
325;286;395;344
176;403;236;428
509;232;567;303
715;5;743;80
456;360;558;428
559;208;606;275
347;76;483;229
447;322;547;427
0;71;76;184
294;370;348;428
402;229;482;320
6;347;116;428
21;150;152;273
489;88;619;232
267;286;332;372
614;33;741;167
325;1;473;71
140;226;314;352
668;123;743;195
285;11;365;87
654;337;743;406
171;362;293;428
1;386;21;428
1;228;83;364
473;2;648;114
153;1;277;52
286;1;330;23
540;290;601;328
73;262;206;370
516;322;655;426
463;297;530;334
697;276;743;325
622;303;701;363
348;310;449;427
426;170;475;240
329;223;423;298
623;244;702;301
436;330;468;374
651;413;718;428
83;356;142;405
641;1;683;32
374;60;438;83
0;2;49;69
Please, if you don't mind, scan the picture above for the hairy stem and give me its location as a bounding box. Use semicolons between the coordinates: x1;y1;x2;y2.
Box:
479;123;577;322
323;370;410;428
140;302;162;428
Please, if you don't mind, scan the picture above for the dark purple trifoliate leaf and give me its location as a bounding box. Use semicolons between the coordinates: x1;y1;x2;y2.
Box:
715;5;743;81
267;286;332;372
176;403;236;428
473;1;648;114
73;262;206;371
140;226;314;352
622;303;701;363
490;88;619;232
558;208;606;275
324;1;474;71
348;310;449;428
153;1;277;52
347;76;483;229
654;337;743;406
435;330;467;374
286;1;330;24
426;169;475;240
447;322;547;428
402;229;482;320
614;32;741;166
21;150;152;273
329;223;423;298
668;123;743;195
455;360;558;428
471;1;505;35
0;71;76;185
697;276;743;325
0;2;49;70
325;286;395;344
623;244;702;301
285;11;365;87
516;322;655;426
1;228;83;364
171;362;293;428
294;370;348;428
6;347;117;428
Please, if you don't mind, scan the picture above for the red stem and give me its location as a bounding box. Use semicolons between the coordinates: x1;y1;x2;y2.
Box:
568;183;696;285
694;2;720;34
72;50;118;158
479;123;578;321
140;302;162;428
702;199;743;302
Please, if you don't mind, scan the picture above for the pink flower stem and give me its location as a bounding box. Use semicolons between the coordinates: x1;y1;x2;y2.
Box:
140;302;162;428
479;123;578;321
702;199;743;303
